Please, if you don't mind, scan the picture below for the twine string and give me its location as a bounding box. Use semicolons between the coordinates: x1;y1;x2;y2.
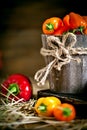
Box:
34;33;87;86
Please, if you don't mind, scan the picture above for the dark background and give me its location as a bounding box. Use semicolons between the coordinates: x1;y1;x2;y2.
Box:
0;0;87;32
0;0;87;78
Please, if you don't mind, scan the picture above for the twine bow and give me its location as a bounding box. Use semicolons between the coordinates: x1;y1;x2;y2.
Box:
34;33;87;86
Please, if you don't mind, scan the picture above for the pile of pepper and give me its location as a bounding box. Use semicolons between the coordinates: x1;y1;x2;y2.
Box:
42;12;87;35
34;96;76;121
1;73;76;122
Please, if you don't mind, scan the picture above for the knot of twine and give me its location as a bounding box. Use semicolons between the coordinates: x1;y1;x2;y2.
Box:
34;32;87;86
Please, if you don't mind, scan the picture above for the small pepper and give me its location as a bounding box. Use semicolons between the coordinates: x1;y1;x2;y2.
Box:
62;12;87;34
53;103;76;121
42;17;63;35
1;73;32;101
63;14;70;31
69;12;87;31
34;96;61;117
54;25;67;36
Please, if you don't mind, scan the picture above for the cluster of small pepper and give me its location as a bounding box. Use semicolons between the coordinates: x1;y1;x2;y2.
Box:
34;96;76;121
42;12;87;35
1;73;76;122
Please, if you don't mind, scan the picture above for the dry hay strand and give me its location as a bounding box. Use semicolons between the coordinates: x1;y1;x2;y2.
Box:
0;84;87;130
0;98;87;130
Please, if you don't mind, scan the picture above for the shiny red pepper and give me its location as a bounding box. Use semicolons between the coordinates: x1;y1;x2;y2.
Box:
69;12;87;30
54;25;67;36
63;14;70;30
62;12;87;34
1;73;32;101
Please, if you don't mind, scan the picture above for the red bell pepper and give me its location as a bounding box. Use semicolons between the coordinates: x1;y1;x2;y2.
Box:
54;25;68;36
1;73;32;101
63;14;70;31
62;12;87;34
69;12;87;30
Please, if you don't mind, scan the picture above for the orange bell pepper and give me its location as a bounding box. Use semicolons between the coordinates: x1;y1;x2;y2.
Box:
42;17;63;35
53;103;76;121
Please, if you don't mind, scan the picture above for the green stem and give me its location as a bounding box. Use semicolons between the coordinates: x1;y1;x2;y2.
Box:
46;23;54;30
38;103;47;112
6;83;20;101
63;108;72;117
58;106;71;117
72;26;84;34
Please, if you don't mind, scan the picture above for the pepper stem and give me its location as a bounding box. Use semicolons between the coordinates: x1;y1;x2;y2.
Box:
58;106;72;117
46;23;54;30
6;83;20;100
38;103;47;112
72;26;84;34
63;108;72;117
